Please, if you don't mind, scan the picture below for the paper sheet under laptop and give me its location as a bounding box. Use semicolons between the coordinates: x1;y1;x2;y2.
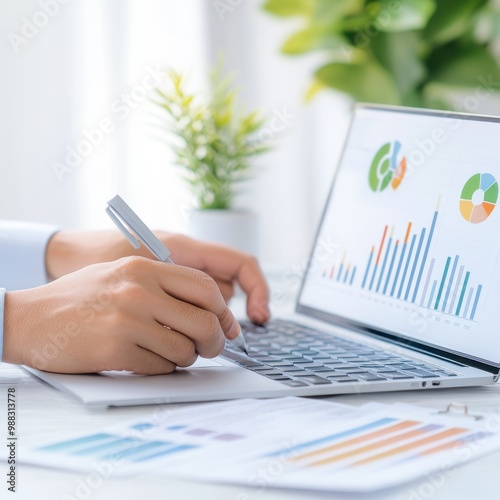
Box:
23;397;500;493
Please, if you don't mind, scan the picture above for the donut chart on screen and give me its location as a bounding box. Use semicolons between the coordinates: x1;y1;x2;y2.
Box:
459;173;498;224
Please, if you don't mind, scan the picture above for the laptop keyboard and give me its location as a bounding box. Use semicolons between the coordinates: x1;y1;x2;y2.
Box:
221;319;458;387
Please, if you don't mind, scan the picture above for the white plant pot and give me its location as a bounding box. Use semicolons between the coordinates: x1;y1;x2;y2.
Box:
187;209;258;255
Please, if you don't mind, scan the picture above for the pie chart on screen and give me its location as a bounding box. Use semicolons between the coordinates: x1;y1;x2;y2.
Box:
459;173;498;224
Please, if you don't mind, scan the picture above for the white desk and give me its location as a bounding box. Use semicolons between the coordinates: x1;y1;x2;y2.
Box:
1;292;500;499
2;365;500;500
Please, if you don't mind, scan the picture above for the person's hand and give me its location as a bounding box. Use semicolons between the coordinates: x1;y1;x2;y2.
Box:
3;257;240;374
46;230;270;324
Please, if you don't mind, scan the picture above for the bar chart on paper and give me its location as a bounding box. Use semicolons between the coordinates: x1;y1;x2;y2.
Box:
261;410;494;486
321;200;487;322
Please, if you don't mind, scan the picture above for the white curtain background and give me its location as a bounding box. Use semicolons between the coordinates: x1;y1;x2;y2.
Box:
0;0;351;272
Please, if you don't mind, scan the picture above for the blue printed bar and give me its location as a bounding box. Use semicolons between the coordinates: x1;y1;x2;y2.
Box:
419;258;435;307
39;433;114;453
362;248;374;289
350;266;357;286
405;228;426;301
133;444;198;462
470;284;483;320
376;234;393;293
448;265;464;315
103;441;168;461
455;271;470;316
464;287;474;318
412;211;438;303
427;280;438;309
441;255;459;312
265;418;397;458
383;241;399;295
73;437;142;456
434;256;451;310
397;234;416;299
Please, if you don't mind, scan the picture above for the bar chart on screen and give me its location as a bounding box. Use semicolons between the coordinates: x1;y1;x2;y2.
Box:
320;195;492;323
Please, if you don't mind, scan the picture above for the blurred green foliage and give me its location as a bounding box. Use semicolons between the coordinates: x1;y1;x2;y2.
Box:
263;0;500;108
153;67;270;209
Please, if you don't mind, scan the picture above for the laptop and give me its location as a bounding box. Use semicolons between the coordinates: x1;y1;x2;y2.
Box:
27;104;500;407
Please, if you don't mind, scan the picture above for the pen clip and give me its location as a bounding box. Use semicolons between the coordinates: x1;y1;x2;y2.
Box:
105;206;141;250
106;195;172;263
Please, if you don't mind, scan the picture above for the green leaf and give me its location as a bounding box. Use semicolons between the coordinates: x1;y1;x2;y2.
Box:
262;0;313;17
304;79;327;101
313;0;364;22
282;27;320;54
425;0;487;45
376;0;436;32
428;45;500;88
315;61;401;104
281;27;347;55
370;31;426;99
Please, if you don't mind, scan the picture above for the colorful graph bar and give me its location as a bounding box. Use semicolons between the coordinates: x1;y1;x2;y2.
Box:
352;427;466;467
369;226;389;291
390;223;412;297
434;256;451;310
266;416;475;473
419;258;435;307
266;418;396;457
456;271;470;316
350;266;357;286
404;228;426;301
441;256;459;312
383;240;399;294
362;247;375;289
397;234;417;299
448;265;464;314
359;205;483;320
411;211;438;303
324;256;356;287
39;432;198;463
290;420;419;463
323;203;484;321
470;285;483;320
427;280;437;309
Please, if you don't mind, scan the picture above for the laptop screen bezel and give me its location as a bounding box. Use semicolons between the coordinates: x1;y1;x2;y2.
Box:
295;103;500;375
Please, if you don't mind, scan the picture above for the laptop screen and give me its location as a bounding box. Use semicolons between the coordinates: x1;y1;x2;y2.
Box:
298;105;500;367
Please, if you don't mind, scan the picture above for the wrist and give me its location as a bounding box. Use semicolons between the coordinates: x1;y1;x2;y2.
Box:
2;290;30;365
45;231;79;280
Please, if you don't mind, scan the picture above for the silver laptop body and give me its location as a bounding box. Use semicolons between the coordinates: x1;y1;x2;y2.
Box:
28;104;500;407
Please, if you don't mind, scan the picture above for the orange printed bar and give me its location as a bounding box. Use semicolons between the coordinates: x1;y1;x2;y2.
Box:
291;420;419;462
310;424;436;467
352;427;467;466
417;431;491;457
376;225;389;266
404;222;412;244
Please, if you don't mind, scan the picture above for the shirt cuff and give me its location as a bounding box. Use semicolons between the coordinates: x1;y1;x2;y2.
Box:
0;288;5;361
0;221;59;291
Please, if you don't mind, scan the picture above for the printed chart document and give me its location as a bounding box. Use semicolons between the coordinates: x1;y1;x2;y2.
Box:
22;397;500;493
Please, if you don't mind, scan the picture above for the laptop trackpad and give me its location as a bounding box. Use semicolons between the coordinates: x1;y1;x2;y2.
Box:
98;357;225;377
180;358;224;369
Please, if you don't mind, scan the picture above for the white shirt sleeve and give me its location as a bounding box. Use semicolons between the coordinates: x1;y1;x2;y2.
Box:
0;221;59;291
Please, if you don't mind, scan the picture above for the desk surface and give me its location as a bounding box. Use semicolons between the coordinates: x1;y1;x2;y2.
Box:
1;294;500;499
2;365;500;499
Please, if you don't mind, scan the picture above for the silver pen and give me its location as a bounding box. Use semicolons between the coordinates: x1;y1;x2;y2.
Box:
106;195;249;355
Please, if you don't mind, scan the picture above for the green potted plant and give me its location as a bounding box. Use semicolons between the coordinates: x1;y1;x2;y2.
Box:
263;0;500;110
152;65;270;253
